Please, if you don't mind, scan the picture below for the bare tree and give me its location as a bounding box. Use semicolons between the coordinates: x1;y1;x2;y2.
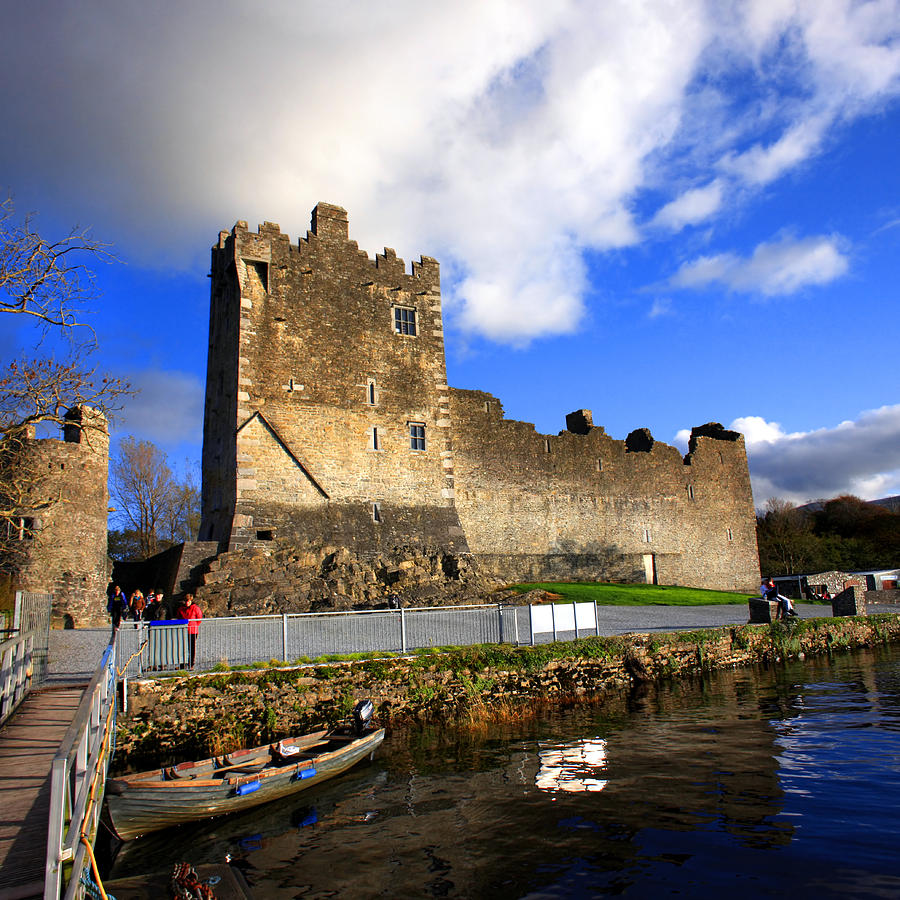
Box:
0;197;130;567
0;195;111;328
110;437;176;558
162;462;201;545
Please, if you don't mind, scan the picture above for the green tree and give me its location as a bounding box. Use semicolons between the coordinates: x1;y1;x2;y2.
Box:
756;498;819;575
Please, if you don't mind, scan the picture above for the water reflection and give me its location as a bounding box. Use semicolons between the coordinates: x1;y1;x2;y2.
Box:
108;644;900;898
536;739;608;793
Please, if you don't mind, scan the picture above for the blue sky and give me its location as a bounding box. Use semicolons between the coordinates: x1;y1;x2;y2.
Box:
2;1;899;509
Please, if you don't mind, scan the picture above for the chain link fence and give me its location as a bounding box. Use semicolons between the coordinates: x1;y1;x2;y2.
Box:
115;600;602;677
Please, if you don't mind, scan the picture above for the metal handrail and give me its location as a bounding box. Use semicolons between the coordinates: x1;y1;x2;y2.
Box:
0;631;34;725
44;640;118;900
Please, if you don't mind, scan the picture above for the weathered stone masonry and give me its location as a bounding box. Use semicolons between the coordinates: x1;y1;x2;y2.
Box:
3;407;109;625
200;204;759;594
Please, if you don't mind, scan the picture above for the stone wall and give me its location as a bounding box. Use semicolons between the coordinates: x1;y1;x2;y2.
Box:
115;615;900;772
3;408;109;626
450;392;759;591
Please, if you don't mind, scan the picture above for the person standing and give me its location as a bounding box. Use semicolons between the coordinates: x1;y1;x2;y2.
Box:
177;593;203;668
107;585;129;633
129;589;146;621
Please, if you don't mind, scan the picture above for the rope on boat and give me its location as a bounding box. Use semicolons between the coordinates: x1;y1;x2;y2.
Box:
171;862;219;899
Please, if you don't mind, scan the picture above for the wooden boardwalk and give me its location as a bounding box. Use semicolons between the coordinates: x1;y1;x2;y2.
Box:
0;688;83;900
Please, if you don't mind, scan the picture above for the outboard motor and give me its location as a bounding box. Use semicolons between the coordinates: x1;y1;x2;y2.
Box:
353;699;375;735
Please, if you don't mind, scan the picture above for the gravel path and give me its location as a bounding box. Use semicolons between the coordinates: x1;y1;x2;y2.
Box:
46;628;111;685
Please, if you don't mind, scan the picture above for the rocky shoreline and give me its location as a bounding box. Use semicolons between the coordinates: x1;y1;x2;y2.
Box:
113;614;900;774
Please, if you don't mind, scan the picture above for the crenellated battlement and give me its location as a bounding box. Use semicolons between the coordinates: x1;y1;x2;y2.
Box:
216;204;440;288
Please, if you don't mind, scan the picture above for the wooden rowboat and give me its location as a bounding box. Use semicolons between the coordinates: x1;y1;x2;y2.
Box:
105;702;384;840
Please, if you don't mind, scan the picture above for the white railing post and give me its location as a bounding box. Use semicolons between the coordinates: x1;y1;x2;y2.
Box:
400;608;407;653
282;614;289;662
551;604;558;642
529;604;535;646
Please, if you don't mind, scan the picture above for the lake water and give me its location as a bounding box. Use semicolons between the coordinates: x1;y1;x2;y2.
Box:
108;644;900;898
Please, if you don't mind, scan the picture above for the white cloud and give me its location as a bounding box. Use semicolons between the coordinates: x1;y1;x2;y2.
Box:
1;1;899;344
721;117;829;186
647;297;673;319
651;180;723;230
114;369;204;446
669;234;849;295
734;406;900;504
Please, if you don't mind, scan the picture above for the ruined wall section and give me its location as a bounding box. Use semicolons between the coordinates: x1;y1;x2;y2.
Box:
8;408;109;625
200;204;466;554
449;390;759;591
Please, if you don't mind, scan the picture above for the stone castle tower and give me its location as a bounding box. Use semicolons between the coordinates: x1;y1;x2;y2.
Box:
200;204;760;593
200;203;466;554
3;406;110;625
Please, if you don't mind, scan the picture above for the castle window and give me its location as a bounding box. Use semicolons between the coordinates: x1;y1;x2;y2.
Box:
370;427;381;451
372;502;382;523
544;439;551;453
687;484;694;500
596;458;603;472
642;527;652;543
394;306;417;336
726;528;734;542
366;379;377;406
409;423;426;451
244;259;268;293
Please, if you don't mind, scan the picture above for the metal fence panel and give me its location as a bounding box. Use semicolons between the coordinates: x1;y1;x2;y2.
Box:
14;591;52;685
200;616;283;669
114;601;599;675
404;605;501;650
287;610;402;659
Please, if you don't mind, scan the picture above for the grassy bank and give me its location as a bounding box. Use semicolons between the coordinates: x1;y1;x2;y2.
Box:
510;581;755;605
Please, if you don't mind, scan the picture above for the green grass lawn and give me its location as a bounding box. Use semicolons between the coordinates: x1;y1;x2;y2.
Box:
509;582;753;606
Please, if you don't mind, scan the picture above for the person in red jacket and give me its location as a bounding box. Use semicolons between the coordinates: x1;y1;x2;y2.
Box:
177;593;203;668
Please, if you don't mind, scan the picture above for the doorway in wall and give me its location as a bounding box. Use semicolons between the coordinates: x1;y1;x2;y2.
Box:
642;553;658;585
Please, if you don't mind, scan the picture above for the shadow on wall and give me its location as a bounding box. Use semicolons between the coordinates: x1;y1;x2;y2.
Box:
477;541;647;584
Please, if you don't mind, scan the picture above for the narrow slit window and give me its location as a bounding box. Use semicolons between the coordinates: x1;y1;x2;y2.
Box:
372;502;382;523
643;527;652;543
726;528;734;542
596;458;603;472
409;423;426;451
367;380;377;405
394;306;417;336
370;426;380;451
544;439;551;453
687;484;694;500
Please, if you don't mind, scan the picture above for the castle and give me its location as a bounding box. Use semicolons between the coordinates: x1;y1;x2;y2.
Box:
1;408;110;625
199;203;760;593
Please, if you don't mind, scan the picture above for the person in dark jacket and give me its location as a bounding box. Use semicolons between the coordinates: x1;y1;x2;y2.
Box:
107;585;129;633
